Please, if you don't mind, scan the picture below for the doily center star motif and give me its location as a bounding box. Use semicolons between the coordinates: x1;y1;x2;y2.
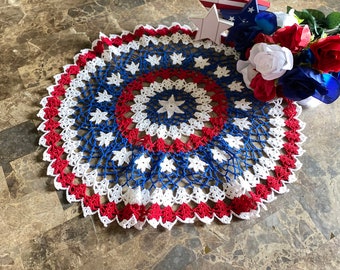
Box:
157;94;185;118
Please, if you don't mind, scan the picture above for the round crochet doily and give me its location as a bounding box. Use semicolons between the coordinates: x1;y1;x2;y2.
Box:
38;24;306;229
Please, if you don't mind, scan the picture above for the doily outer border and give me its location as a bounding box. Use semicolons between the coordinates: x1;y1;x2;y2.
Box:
37;23;306;230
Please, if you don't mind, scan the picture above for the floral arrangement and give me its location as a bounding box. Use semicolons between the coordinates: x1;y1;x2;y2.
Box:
225;4;340;105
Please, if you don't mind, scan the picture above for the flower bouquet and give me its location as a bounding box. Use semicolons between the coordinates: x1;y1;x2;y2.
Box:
222;1;340;106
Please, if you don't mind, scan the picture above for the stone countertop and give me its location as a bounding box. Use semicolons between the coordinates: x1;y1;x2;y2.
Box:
0;0;339;269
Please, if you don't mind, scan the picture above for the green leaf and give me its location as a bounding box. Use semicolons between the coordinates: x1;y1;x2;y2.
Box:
293;9;320;36
306;9;326;25
326;12;340;29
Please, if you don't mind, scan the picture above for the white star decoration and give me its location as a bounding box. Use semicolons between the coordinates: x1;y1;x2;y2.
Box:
157;94;185;118
96;131;115;147
191;4;233;44
125;62;140;75
224;134;244;150
228;81;243;92
96;90;112;103
90;108;109;124
135;155;151;172
160;157;176;173
170;52;186;65
146;54;161;66
233;117;252;130
211;147;230;163
188;156;207;172
248;7;255;13
112;147;132;166
107;72;123;86
234;99;252;111
214;66;230;78
194;56;210;69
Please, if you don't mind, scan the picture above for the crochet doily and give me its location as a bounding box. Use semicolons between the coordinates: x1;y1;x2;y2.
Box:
38;24;306;229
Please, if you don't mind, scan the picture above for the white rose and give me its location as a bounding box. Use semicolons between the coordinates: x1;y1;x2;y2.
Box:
274;9;298;27
237;43;294;88
249;43;293;80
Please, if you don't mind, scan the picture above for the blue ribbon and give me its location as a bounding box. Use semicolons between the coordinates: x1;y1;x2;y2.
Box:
279;67;340;104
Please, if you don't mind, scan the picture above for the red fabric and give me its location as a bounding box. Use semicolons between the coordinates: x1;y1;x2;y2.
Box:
57;173;75;188
195;202;213;219
100;202;118;219
51;84;66;97
176;203;195;220
44;131;61;145
84;194;101;211
44;119;60;131
69;184;87;200
47;144;64;159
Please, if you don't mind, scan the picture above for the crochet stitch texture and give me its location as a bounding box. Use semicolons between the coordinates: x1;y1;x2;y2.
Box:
38;24;306;229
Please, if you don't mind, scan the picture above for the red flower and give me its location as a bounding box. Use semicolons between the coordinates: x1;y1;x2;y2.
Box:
310;35;340;73
272;24;311;53
250;73;277;102
254;33;275;44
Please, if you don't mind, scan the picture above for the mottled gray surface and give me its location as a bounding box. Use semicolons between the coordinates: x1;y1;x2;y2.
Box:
0;0;339;269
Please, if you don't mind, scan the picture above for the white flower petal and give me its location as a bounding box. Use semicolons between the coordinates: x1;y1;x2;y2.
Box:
236;60;258;88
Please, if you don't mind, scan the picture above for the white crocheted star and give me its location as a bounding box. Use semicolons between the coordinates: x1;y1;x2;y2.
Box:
234;99;252;111
233;117;251;130
224;134;244;149
194;56;210;69
188;156;208;172
112;147;132;166
146;54;161;66
96;131;115;147
157;94;185;118
125;62;140;75
170;52;186;65
107;72;123;86
228;81;243;92
90;108;109;124
211;147;229;163
96;90;113;103
135;155;151;172
214;66;230;78
160;157;176;173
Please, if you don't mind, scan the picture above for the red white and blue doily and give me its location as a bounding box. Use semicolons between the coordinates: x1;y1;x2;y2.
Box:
38;24;306;229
